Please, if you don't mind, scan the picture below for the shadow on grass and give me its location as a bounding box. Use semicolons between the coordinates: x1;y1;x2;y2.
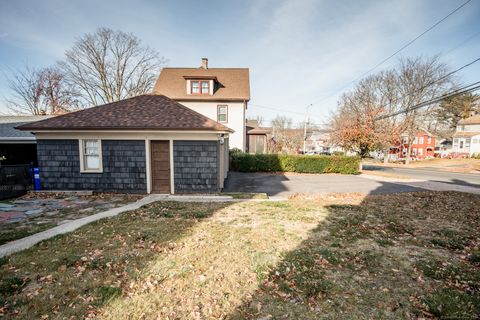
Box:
0;200;236;318
228;183;480;319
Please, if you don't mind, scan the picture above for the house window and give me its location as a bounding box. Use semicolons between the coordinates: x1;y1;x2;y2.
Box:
427;136;432;144
459;125;465;131
191;80;209;95
80;139;102;172
465;138;471;148
459;140;464;149
418;148;423;156
473;139;479;144
201;81;209;94
419;137;424;144
217;105;228;123
413;137;418;144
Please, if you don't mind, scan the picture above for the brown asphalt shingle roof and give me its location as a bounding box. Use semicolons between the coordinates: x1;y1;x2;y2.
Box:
153;68;250;101
16;95;233;132
458;114;480;125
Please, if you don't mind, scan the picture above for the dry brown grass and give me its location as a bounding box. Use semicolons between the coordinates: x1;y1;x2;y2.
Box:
365;158;480;173
360;170;412;180
0;192;479;319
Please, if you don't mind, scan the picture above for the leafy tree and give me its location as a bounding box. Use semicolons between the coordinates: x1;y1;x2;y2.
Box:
434;93;479;134
330;72;403;158
330;56;454;163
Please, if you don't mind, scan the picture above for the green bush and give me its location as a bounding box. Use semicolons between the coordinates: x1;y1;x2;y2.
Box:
230;153;360;174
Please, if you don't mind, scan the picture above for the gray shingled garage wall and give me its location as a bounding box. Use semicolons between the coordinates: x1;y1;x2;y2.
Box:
173;141;219;192
37;140;146;193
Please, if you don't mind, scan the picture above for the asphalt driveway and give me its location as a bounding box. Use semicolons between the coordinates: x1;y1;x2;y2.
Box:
223;172;426;197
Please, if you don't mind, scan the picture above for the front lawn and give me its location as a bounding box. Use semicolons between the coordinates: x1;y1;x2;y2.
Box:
0;191;478;319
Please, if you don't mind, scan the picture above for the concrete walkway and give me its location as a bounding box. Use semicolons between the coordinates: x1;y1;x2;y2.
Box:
0;194;285;258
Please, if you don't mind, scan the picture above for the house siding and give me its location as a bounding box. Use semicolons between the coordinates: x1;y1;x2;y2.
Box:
37;139;146;193
177;101;246;151
173;141;219;192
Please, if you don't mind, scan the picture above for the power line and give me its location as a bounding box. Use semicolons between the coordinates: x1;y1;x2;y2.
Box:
249;55;479;121
308;0;473;106
249;103;325;118
442;30;480;57
376;80;480;120
383;56;480;108
249;2;475;124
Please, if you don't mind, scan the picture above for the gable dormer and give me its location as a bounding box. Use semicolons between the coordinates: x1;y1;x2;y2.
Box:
152;58;250;101
184;76;216;96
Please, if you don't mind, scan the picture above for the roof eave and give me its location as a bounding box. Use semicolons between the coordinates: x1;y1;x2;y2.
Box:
18;127;234;134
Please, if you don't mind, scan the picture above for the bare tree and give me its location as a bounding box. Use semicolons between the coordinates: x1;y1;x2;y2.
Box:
60;28;166;106
395;56;452;164
6;66;78;115
271;116;304;154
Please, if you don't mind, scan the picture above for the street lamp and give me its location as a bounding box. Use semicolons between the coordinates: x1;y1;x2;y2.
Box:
303;104;312;153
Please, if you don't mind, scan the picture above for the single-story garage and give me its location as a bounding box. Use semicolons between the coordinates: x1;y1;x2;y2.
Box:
17;95;232;194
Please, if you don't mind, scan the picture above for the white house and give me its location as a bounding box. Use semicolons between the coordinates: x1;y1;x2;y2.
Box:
452;114;480;156
153;58;250;150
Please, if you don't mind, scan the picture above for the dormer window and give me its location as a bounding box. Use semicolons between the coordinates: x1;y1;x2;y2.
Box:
191;80;210;95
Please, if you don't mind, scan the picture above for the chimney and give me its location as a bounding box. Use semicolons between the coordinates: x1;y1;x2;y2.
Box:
201;58;208;69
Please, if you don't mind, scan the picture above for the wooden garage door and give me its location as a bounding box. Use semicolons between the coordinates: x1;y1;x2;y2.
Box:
151;141;170;193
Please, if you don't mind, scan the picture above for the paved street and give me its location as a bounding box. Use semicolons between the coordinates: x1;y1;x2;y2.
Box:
223;172;427;197
362;165;480;188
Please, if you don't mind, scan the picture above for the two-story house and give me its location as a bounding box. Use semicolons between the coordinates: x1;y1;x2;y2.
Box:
396;129;436;159
153;58;250;150
452;115;480;156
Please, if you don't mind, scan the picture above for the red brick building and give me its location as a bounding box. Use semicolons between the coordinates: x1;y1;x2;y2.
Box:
393;129;436;160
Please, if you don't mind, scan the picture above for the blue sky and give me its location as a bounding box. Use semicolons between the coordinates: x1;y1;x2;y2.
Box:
0;0;479;125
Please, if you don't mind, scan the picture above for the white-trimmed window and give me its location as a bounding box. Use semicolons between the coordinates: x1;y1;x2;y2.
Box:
419;137;424;144
80;139;102;172
465;138;471;148
217;105;228;123
418;148;423;156
190;80;209;95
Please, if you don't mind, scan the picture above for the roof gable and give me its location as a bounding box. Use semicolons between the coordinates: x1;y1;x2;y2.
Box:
458;114;480;125
153;68;250;101
16;95;233;132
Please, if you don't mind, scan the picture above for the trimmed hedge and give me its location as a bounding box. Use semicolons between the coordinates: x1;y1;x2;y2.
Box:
230;153;360;174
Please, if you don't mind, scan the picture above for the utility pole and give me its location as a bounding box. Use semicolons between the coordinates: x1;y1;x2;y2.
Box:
303;104;312;153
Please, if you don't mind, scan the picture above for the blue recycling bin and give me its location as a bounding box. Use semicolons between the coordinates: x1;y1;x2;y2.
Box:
34;167;40;191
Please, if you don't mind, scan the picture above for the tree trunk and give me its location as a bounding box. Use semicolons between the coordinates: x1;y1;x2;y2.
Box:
383;148;390;164
405;143;412;165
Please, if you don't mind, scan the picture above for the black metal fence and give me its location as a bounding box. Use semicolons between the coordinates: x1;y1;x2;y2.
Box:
0;165;33;200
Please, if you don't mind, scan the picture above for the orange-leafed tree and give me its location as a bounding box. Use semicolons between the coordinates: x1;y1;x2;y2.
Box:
330;71;404;158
